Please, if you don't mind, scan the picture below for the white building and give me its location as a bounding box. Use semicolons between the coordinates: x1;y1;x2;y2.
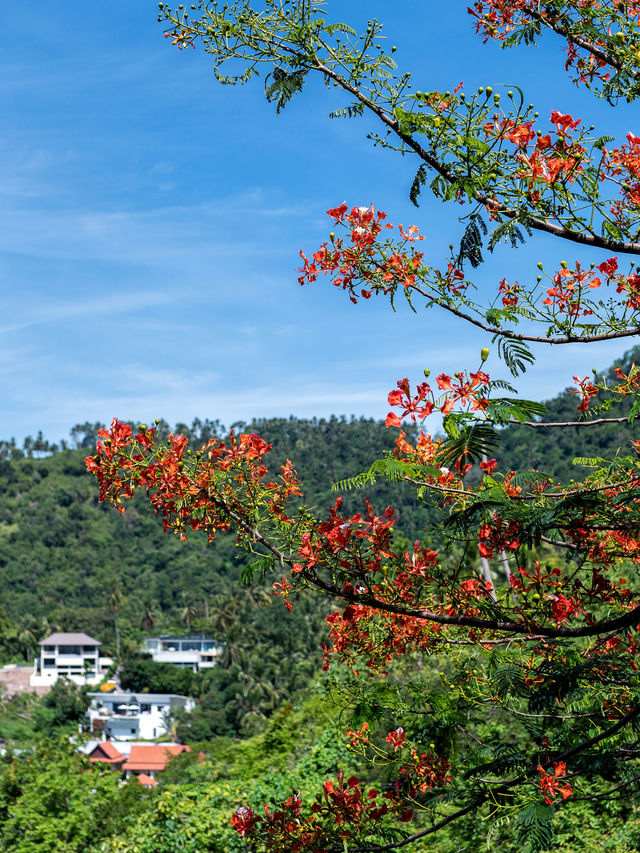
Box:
30;632;113;688
142;634;221;671
87;691;195;740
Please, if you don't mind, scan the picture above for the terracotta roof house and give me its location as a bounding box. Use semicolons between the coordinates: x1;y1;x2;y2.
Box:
121;744;190;779
88;741;124;768
135;773;158;788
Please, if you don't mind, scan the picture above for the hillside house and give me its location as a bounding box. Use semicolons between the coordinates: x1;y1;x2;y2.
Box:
142;633;221;671
87;740;125;770
87;741;189;785
87;691;194;740
122;743;190;780
30;632;113;688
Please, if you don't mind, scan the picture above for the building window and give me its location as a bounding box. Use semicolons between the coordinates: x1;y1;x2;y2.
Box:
59;645;81;655
43;659;55;668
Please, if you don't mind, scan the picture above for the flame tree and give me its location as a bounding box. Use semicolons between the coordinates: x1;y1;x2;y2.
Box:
88;2;640;850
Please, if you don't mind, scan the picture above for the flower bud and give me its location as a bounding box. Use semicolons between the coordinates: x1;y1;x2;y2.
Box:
537;262;543;269
480;347;489;362
424;368;431;378
560;260;568;269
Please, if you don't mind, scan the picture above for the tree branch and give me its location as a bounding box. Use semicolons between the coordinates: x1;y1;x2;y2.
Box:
524;5;637;79
309;56;640;255
409;282;640;344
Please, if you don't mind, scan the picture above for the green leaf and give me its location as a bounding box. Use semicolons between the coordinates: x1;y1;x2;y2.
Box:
571;456;608;467
487;218;526;253
439;423;500;467
456;213;487;268
409;165;427;208
265;67;307;114
240;555;275;585
493;335;535;376
628;398;640;426
486;398;548;425
516;803;555;853
592;134;615;150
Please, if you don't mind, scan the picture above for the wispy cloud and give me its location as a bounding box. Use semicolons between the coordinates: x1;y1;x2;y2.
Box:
0;290;174;335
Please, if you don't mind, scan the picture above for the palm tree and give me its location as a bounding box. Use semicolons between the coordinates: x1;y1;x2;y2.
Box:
139;599;160;634
178;591;199;633
106;580;124;661
16;622;39;663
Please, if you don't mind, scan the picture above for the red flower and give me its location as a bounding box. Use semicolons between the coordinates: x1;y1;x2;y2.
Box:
385;727;407;751
550;110;581;134
386;377;434;426
537;762;574;804
231;805;260;837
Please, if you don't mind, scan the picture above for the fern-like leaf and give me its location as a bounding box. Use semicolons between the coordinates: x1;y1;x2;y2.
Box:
409;165;427;207
493;334;535;376
265;67;307;114
456;213;487;268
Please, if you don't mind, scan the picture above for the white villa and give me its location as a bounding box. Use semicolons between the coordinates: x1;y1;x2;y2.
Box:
142;633;221;671
30;632;113;688
87;691;195;740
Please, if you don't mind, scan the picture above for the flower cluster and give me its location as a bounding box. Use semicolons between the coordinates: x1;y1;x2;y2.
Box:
537;762;574;805
229;766;424;851
483;110;587;201
385;371;491;429
478;515;520;559
603;133;640;226
469;1;640;97
571;375;599;411
86;419;302;541
298;204;424;303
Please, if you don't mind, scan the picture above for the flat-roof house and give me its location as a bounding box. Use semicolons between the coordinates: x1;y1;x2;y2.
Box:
142;634;221;671
87;692;195;740
30;633;113;688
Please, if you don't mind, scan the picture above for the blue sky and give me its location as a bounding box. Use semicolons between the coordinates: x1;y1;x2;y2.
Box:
1;1;637;446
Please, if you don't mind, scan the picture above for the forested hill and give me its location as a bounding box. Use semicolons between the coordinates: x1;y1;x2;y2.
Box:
0;344;638;656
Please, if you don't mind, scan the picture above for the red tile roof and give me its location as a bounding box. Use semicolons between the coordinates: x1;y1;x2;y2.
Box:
89;742;124;764
121;744;189;772
136;773;158;787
